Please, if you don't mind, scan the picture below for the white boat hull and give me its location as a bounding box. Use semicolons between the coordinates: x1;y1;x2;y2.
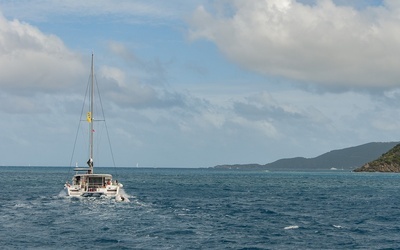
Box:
65;173;124;199
65;184;122;197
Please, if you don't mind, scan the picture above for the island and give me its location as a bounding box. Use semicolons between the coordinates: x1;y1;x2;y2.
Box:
214;142;399;171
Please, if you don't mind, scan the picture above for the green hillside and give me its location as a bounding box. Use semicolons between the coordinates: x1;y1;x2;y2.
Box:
354;143;400;172
214;142;399;171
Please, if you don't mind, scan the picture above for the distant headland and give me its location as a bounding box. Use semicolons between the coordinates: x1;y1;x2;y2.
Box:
353;143;400;172
213;142;399;171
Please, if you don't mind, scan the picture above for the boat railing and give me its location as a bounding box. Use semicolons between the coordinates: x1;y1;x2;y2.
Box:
74;167;91;173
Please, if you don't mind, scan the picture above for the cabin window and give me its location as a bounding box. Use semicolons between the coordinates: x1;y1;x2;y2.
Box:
88;177;104;188
73;176;81;185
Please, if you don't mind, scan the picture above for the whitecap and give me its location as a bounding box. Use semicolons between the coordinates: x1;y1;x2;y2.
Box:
333;225;343;228
14;202;31;208
116;188;130;202
115;194;130;202
58;189;67;197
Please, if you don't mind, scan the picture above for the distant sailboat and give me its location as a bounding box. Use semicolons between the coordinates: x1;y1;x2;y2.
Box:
64;53;126;200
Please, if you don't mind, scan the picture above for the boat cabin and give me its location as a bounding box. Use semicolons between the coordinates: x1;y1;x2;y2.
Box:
72;174;113;190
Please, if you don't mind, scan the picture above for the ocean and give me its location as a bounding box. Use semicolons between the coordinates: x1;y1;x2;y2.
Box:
1;167;400;249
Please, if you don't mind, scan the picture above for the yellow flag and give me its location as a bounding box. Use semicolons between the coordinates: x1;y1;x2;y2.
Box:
87;112;91;123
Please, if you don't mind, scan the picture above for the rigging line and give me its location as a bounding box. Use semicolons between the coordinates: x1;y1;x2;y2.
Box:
105;120;117;169
68;73;91;169
94;74;119;179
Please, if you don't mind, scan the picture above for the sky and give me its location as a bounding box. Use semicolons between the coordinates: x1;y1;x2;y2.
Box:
0;0;400;168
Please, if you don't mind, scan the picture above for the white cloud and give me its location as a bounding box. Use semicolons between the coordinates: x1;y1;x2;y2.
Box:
189;0;400;89
201;110;226;129
0;93;49;114
233;116;280;138
0;10;187;114
99;66;127;88
1;0;400;167
0;11;85;95
98;64;190;110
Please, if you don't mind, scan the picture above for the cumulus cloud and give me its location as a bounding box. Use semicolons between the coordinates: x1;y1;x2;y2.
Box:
0;11;188;113
0;11;85;95
189;0;400;89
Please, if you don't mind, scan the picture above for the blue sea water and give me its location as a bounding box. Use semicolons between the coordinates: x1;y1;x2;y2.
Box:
1;167;400;249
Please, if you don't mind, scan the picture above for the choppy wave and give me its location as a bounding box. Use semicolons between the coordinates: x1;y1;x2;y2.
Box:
2;167;400;249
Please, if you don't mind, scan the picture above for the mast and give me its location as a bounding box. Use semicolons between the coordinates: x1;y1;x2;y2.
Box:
88;53;94;174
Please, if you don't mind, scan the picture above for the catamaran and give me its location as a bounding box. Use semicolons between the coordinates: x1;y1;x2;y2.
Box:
64;53;125;200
